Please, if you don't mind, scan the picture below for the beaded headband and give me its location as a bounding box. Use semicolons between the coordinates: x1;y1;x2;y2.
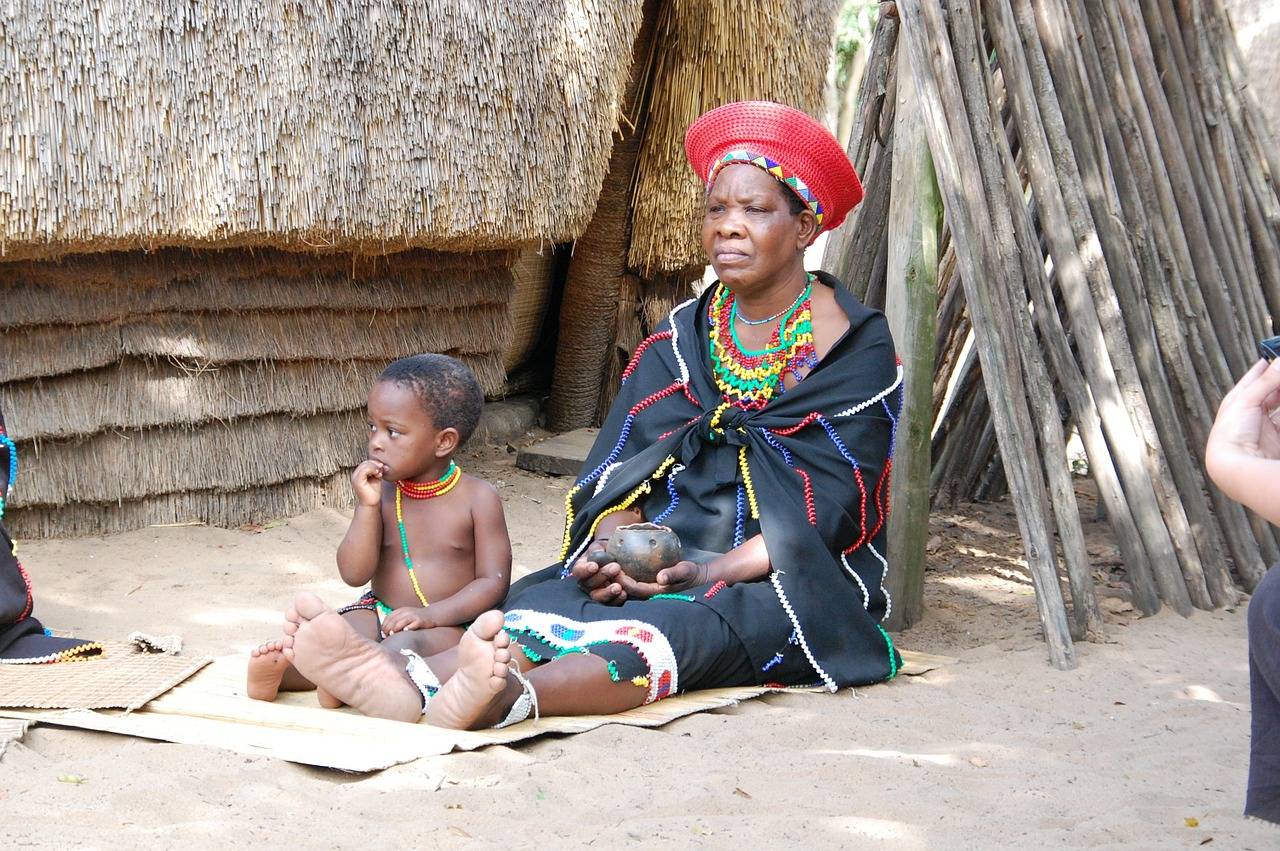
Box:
707;150;826;230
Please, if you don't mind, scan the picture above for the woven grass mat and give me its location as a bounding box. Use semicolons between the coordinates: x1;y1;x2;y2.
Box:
0;643;211;711
0;649;954;772
0;718;29;758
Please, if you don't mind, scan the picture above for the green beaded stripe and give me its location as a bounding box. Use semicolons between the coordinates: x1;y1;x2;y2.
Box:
876;625;899;681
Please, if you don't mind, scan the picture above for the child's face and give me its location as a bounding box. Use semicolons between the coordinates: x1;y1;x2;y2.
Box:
365;381;456;481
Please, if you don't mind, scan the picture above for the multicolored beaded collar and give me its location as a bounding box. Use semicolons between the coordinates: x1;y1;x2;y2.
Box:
394;461;462;608
708;276;818;408
708;150;826;230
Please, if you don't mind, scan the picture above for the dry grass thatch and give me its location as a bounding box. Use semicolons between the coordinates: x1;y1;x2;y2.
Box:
626;0;841;275
5;473;352;540
1;243;516;535
1;356;494;441
504;248;557;371
12;410;366;507
0;248;513;329
1;306;510;385
0;1;644;261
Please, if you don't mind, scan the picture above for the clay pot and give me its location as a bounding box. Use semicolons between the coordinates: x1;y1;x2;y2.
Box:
592;523;683;583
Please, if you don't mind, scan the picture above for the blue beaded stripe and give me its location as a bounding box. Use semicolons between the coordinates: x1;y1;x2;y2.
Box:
733;484;746;549
651;464;683;525
575;415;635;492
758;428;795;466
649;593;696;602
816;415;861;473
0;433;17;496
881;396;902;459
761;652;784;672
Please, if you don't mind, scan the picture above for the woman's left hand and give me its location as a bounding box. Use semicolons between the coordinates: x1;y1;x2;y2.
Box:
614;561;711;601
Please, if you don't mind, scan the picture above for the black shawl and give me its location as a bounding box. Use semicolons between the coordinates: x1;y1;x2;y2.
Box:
519;272;902;689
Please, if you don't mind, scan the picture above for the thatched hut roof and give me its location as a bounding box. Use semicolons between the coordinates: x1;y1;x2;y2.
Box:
626;0;840;275
0;0;643;261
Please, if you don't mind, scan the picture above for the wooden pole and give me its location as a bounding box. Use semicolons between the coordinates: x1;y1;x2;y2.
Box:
952;0;1104;639
884;41;940;631
984;0;1195;615
1045;0;1249;604
899;0;1076;669
1024;0;1226;609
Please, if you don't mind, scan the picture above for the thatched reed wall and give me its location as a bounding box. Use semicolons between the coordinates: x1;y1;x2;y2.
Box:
626;0;841;275
505;249;557;373
0;248;520;537
0;1;644;261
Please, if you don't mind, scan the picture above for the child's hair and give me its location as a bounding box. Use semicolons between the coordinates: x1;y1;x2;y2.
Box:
378;354;484;446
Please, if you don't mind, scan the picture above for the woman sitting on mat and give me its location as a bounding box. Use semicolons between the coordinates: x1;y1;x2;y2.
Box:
276;100;904;728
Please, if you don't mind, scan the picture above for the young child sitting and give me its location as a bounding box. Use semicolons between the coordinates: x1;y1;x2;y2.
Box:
247;353;512;707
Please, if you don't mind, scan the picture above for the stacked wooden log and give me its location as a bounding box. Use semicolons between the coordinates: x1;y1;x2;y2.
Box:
830;0;1279;667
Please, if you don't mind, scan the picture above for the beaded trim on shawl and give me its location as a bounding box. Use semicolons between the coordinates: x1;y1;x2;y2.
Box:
502;610;678;703
708;150;826;229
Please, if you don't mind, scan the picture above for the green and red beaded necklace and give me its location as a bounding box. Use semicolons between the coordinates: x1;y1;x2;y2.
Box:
394;460;462;607
708;274;819;408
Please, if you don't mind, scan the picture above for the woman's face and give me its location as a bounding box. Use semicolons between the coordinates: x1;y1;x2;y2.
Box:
700;164;817;292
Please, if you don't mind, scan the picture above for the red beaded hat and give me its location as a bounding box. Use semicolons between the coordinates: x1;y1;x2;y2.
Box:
685;100;864;233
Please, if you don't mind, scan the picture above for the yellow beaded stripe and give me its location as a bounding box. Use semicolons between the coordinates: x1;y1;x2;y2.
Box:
738;445;760;520
560;485;584;559
559;456;679;561
708;401;731;434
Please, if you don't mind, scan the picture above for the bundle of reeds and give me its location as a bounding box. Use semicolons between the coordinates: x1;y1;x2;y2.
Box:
626;0;840;277
0;1;644;261
826;0;1279;667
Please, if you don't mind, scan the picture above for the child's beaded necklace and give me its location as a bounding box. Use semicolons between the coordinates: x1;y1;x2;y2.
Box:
394;460;462;607
708;274;818;408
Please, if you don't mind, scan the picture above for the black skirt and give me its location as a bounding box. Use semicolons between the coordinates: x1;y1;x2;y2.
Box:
502;572;816;703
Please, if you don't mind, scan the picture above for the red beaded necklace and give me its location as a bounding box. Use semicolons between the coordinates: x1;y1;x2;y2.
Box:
396;461;461;500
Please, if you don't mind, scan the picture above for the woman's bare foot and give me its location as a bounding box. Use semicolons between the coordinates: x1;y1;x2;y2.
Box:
246;640;289;701
316;687;344;709
283;592;423;722
425;611;517;730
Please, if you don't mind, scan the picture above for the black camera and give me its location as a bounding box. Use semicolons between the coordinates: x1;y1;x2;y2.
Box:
1262;335;1280;362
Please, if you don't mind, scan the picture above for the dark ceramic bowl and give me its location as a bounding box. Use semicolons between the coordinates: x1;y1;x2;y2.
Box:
592;522;683;584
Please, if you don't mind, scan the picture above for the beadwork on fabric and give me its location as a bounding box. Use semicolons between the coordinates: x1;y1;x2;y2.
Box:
708;150;826;229
502;610;678;704
338;589;394;621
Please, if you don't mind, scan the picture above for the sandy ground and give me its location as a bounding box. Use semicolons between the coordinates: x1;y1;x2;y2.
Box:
1;441;1276;849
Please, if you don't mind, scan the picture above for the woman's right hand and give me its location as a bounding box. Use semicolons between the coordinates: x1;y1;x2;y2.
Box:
570;544;628;605
351;459;387;507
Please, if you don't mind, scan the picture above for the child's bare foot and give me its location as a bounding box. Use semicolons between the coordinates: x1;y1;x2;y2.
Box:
246;640;289;701
284;592;423;722
425;611;517;730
